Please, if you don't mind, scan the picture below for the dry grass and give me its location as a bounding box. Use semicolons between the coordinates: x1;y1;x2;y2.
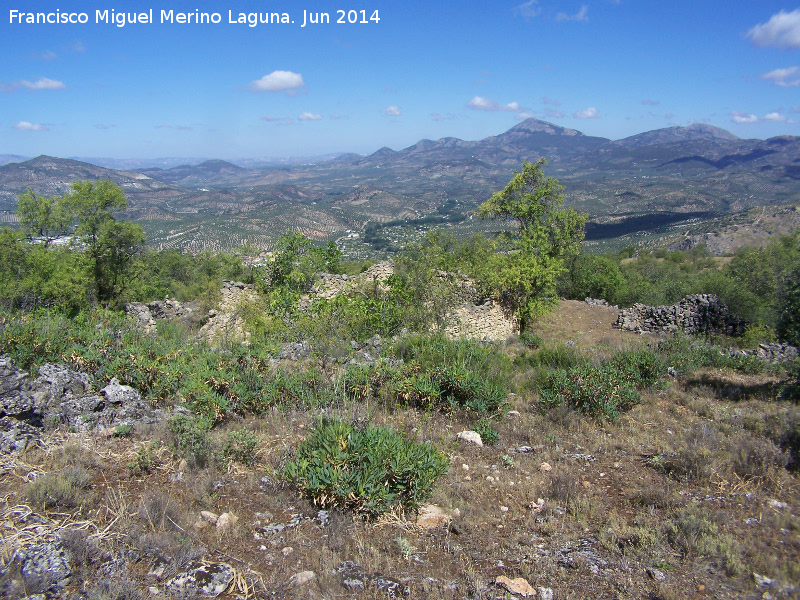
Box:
1;300;799;599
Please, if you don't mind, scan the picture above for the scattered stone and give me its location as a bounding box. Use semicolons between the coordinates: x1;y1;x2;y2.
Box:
282;547;294;557
416;504;451;528
200;511;219;524
290;570;316;587
767;499;789;510
754;573;775;588
539;462;552;472
6;542;72;592
216;512;238;532
647;568;666;582
537;587;554;600
335;562;409;596
167;561;233;597
457;430;483;447
495;575;537;597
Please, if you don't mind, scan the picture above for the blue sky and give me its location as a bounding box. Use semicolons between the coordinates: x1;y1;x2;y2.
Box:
2;1;799;159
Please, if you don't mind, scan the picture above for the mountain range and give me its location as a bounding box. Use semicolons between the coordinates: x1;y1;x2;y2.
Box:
1;119;798;252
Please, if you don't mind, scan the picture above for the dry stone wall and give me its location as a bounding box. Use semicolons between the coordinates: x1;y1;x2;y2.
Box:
614;294;747;337
198;281;259;347
304;261;517;341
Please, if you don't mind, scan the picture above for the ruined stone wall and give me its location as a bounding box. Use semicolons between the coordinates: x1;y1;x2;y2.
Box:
614;294;747;336
198;281;259;346
307;261;395;300
305;261;517;341
445;300;516;341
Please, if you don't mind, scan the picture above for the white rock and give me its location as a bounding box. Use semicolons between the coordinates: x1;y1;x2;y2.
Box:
457;430;483;447
416;504;451;528
289;571;316;587
216;512;238;532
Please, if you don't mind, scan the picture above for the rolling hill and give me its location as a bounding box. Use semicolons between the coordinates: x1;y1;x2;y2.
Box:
1;119;798;253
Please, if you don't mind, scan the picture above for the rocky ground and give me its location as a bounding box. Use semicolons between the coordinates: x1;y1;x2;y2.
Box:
1;301;798;600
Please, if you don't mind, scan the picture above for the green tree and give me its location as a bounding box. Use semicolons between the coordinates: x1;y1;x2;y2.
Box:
777;267;800;347
63;180;144;304
561;253;627;304
16;189;70;247
265;231;342;293
475;158;586;332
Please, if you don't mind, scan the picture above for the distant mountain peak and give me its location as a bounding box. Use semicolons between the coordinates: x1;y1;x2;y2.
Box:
196;159;243;171
505;118;583;137
618;124;739;148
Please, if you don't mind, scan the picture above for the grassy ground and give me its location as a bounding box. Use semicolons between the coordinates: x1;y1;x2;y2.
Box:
1;301;798;599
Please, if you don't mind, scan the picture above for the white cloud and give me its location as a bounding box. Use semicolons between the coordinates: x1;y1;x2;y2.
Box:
467;96;520;111
574;107;599;119
14;121;48;131
763;112;787;122
730;110;758;124
556;5;588;22
748;9;800;49
249;70;305;92
384;105;401;116
20;77;65;90
761;66;800;87
516;111;536;120
516;0;541;19
298;112;322;121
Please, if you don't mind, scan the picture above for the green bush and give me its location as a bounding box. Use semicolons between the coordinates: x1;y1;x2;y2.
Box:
609;349;665;388
539;363;642;420
221;428;259;467
537;349;662;420
282;418;449;517
474;418;500;445
343;360;507;416
167;413;212;468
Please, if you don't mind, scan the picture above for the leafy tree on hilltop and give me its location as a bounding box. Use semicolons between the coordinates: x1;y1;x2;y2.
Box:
476;158;586;333
16;189;70;247
12;179;145;306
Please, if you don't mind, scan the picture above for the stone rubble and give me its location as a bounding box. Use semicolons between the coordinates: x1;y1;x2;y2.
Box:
0;354;162;453
614;294;747;336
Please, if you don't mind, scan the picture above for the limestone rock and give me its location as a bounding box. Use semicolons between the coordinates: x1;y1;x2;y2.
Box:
416;504;451;528
495;575;537;597
457;430;483;447
167;561;233;597
216;512;238;532
290;570;316;587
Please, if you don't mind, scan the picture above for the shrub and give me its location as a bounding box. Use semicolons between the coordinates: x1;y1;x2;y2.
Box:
220;428;259;467
474;418;500;445
26;466;92;510
539;363;642;420
167;413;212;468
343;360;507;416
282;418;449;517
